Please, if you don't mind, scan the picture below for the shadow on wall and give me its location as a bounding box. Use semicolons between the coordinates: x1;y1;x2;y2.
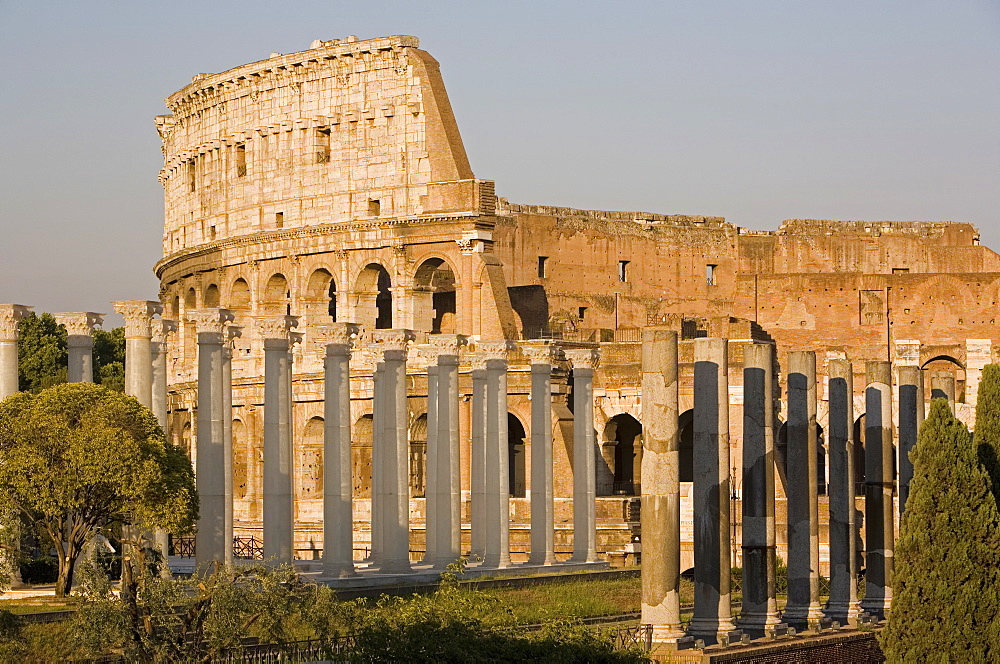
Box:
508;285;548;339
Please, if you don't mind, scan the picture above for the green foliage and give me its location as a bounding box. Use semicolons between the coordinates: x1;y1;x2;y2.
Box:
16;313;66;392
18;557;58;585
0;383;197;596
880;399;1000;660
974;363;1000;503
92;327;125;392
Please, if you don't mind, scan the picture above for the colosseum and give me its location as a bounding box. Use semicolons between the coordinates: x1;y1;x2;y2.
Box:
154;34;1000;568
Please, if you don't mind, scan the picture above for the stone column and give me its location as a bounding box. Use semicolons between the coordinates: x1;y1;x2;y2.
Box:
374;329;416;574
930;371;956;412
480;341;513;569
469;355;488;559
421;355;439;565
370;356;385;566
525;344;558;566
190;309;230;567
862;361;894;619
150;320;174;433
783;351;824;628
0;305;32;401
0;305;31;587
566;347;600;564
640;330;686;644
112;300;162;408
688;337;737;641
739;342;782;634
316;323;359;578
429;335;466;568
897;365;923;515
826;357;861;625
55;312;104;383
258;315;298;565
222;329;238;565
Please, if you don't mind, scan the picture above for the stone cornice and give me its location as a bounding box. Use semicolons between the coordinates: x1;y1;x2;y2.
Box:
0;305;33;341
54;312;104;337
112;300;163;338
155;212;485;279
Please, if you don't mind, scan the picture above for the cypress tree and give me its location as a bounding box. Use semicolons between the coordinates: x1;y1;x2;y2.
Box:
879;399;1000;659
974;363;1000;501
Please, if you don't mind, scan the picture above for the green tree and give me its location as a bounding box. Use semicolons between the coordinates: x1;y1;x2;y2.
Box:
0;383;197;596
16;313;67;391
974;363;1000;502
92;327;125;392
880;399;1000;660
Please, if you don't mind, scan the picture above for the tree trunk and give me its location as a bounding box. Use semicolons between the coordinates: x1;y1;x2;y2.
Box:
55;555;74;597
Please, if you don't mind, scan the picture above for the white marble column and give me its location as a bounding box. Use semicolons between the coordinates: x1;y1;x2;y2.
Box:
641;330;686;644
429;335;466;569
221;329;238;566
566;347;600;564
0;305;32;401
258;315;299;565
784;350;824;628
826;357;861;625
112;300;162;408
151;319;174;557
965;339;992;407
316;323;360;578
469;354;488;558
374;329;416;574
422;355;439;565
370;356;385;566
863;361;894;619
525;344;558;566
55;312;104;383
480;341;513;569
688;337;737;642
739;342;782;634
190;309;231;567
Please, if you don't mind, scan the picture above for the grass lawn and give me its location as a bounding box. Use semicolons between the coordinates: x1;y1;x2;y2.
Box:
0;596;77;615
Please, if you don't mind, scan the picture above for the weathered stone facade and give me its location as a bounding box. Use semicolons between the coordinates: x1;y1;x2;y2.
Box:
155;35;999;563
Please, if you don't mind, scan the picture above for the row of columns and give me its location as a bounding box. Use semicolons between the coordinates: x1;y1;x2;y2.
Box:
643;334;919;648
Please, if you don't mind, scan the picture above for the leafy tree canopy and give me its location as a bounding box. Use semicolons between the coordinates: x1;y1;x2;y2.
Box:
974;363;1000;502
0;383;197;596
880;399;1000;659
17;313;126;392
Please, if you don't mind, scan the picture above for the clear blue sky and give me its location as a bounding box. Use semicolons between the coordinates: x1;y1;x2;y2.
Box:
1;0;998;324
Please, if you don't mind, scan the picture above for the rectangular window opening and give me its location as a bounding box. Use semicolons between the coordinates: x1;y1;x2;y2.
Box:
706;264;717;286
537;256;548;278
275;212;284;229
187;159;196;192
892;267;909;274
578;306;587;321
369;199;381;216
618;260;629;283
235;144;246;177
316;129;331;163
209;226;216;240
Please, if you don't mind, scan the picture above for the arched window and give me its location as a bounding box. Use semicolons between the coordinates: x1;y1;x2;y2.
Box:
204;284;220;308
306;268;337;321
355;264;392;329
263;274;289;314
599;414;642;496
230;278;251;310
414;258;457;333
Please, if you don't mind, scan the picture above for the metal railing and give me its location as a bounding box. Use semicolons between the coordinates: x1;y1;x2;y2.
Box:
169;536;264;559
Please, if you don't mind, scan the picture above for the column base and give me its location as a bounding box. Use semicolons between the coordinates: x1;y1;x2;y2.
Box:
860;596;890;620
737;613;783;637
824;601;862;627
781;603;826;628
686;617;738;646
378;561;413;575
321;564;358;579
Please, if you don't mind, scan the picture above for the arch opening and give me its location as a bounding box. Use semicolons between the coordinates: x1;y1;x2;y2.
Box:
300;417;324;499
230;278;251;310
598;414;642;496
414;258;457;334
410;414;427;498
508;413;526;497
353;414;373;498
355;264;392;329
307;268;337;322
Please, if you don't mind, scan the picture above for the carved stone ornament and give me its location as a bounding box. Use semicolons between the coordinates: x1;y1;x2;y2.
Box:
522;343;561;365
426;333;468;356
313;322;360;350
187;309;234;335
0;304;33;342
476;340;515;360
152;319;178;345
564;347;601;370
468;352;489;372
372;329;416;352
54;312;105;337
112;300;163;338
256;315;299;340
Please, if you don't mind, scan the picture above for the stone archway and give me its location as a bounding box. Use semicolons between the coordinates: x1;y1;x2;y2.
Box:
599;413;643;496
508;413;526;497
413;257;457;334
262;273;289;315
355;264;392;329
305;268;337;322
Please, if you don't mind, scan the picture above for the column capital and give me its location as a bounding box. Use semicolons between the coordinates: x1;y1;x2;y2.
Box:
152;319;178;345
112;300;163;338
893;339;921;367
522;342;561;366
468;352;489;372
188;309;234;335
54;312;104;336
372;328;416;352
476;340;515;360
426;334;468;356
564;347;601;371
315;322;360;358
0;304;33;341
255;315;299;340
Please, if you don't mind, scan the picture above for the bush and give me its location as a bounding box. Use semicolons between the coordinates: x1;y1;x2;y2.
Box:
19;557;58;585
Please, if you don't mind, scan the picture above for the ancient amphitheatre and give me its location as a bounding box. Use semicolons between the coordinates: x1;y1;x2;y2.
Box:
2;32;995;656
